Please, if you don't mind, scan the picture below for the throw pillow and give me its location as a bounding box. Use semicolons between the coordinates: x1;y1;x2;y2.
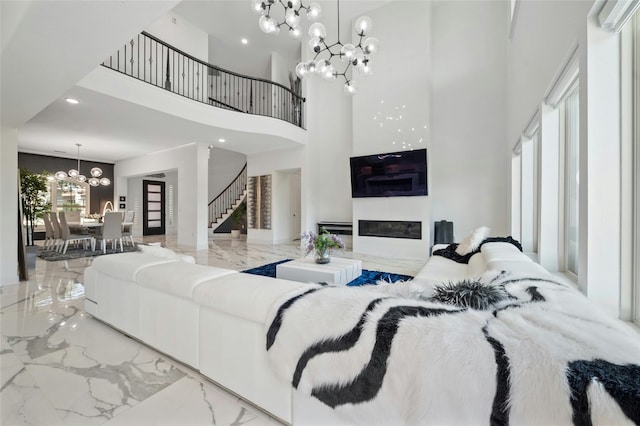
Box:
455;226;491;256
429;279;508;310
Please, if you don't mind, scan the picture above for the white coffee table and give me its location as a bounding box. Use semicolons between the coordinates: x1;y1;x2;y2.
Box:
276;257;363;286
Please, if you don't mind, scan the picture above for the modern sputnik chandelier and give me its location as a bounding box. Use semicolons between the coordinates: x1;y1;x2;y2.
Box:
252;0;379;95
51;143;110;187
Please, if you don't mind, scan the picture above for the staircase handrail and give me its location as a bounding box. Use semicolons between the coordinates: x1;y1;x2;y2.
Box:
208;163;247;226
209;163;247;207
140;32;306;105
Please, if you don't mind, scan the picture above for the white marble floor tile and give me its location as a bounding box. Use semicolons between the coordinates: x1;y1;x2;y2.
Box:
102;375;276;426
1;366;65;426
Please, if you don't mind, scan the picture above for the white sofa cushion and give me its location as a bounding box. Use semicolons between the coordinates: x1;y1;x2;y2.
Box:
486;260;551;277
193;274;310;323
480;242;529;262
90;253;178;282
136;262;238;299
138;244;196;263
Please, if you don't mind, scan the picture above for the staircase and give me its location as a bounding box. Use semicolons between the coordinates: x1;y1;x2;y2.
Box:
208;164;247;234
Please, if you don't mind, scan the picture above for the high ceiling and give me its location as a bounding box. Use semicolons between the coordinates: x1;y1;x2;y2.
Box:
14;0;389;163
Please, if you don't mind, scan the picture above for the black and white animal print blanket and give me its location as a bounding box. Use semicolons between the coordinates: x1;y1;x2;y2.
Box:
265;272;640;425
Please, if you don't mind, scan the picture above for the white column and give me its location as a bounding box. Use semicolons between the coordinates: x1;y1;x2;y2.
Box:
1;126;19;286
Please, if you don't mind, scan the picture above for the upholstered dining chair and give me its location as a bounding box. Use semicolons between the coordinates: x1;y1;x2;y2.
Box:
121;211;136;246
42;212;56;249
58;211;94;254
92;212;123;254
49;212;63;252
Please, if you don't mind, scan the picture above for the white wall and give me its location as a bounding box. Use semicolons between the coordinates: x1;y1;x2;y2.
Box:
115;143;208;250
352;1;431;259
0;126;19;286
146;11;208;62
208;147;246;201
209;35;270;80
431;0;509;241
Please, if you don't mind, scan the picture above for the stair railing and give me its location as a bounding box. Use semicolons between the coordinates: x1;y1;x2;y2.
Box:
102;32;305;128
208;163;247;226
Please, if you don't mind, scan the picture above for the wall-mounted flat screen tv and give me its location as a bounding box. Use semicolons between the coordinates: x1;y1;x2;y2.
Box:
350;149;428;198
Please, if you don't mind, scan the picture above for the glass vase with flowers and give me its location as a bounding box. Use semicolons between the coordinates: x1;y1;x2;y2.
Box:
302;227;346;264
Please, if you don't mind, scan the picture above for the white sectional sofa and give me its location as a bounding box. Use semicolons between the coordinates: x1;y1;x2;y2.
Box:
82;242;568;425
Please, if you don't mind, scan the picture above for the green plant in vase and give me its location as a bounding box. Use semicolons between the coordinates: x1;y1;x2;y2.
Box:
19;168;51;246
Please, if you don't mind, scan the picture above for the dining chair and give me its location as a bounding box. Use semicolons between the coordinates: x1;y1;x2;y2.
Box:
92;212;124;254
58;211;94;254
121;211;136;246
42;212;56;249
49;212;63;252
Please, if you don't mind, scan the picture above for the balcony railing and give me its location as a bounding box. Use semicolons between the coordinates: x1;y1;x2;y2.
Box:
102;31;305;128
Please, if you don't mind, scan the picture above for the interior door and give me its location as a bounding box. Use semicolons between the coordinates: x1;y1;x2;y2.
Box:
143;180;165;235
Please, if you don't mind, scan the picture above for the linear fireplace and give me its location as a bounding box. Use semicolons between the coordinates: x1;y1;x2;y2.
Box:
358;220;422;240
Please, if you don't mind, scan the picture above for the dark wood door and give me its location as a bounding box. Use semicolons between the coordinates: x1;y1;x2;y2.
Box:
143;180;165;235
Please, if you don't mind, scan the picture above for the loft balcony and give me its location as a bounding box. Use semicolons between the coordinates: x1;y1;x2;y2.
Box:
101;31;305;129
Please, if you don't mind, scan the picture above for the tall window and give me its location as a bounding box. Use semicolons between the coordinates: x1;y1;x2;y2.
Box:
561;87;580;277
519;131;540;254
46;180;90;216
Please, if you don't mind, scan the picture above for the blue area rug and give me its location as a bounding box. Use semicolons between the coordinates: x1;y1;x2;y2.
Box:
242;259;413;287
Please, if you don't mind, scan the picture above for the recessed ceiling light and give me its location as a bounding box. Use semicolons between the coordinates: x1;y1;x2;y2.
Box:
218;138;226;143
65;98;79;104
241;38;248;45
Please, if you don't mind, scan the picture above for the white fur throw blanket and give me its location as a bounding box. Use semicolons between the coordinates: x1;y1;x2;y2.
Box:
265;272;640;425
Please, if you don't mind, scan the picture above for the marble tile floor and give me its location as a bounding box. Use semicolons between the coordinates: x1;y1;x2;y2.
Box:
1;236;425;426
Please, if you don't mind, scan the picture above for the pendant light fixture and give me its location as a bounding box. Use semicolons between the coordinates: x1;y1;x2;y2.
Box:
252;0;321;38
53;144;110;187
294;0;378;95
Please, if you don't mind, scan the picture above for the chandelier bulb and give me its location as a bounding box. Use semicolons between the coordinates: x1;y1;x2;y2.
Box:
289;26;301;39
285;8;300;27
363;37;380;56
251;0;266;14
295;61;307;78
344;80;357;95
308;22;326;39
100;178;111;186
340;44;356;63
89;178;100;187
354;16;372;36
307;2;321;20
77;175;87;183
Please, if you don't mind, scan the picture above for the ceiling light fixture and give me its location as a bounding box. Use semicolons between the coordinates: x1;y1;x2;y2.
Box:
241;38;249;44
294;0;378;95
53;144;110;187
252;0;321;39
65;98;79;104
218;138;226;143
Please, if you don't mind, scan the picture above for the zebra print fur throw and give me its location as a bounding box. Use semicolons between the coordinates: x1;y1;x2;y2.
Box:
265;272;640;425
